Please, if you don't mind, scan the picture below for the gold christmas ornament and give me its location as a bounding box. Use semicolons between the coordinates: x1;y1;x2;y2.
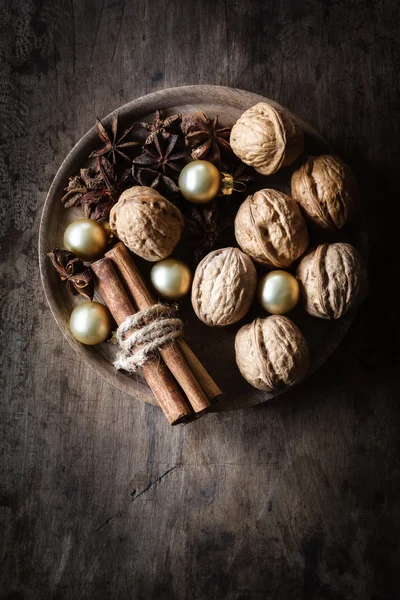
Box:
178;160;221;204
258;270;300;315
150;258;193;301
63;218;108;262
69;301;113;345
220;172;248;195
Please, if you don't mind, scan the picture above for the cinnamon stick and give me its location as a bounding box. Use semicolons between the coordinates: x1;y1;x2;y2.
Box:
106;243;221;409
176;340;222;402
91;258;192;425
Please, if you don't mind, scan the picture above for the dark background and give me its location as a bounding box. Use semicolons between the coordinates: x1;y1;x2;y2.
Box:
1;1;399;599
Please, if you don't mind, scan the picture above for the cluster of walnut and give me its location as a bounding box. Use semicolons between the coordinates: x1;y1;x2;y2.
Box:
229;103;365;392
108;102;367;396
231;102;359;232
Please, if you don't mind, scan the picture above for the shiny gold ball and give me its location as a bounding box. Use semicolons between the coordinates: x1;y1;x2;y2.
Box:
178;160;221;204
150;258;192;301
69;301;113;345
257;270;300;315
63;219;108;261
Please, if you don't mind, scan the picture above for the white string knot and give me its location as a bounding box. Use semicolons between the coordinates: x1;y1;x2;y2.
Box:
113;304;184;373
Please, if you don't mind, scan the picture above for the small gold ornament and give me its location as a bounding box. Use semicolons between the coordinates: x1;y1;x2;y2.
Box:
257;270;300;315
220;172;248;195
69;301;113;345
150;258;192;301
63;219;108;262
101;221;114;242
178;160;221;204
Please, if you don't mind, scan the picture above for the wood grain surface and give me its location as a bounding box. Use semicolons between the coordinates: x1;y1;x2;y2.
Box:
1;1;399;599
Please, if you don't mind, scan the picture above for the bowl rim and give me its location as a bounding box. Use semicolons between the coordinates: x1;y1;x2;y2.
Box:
38;84;368;410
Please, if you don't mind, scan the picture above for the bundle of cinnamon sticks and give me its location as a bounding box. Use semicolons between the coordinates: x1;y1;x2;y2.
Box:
91;243;222;425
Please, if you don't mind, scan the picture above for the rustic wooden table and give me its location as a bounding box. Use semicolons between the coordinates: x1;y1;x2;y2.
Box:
1;1;399;599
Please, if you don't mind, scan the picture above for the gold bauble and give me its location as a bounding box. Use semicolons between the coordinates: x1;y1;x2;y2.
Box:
64;219;108;261
69;301;113;345
178;160;221;204
257;270;300;315
150;258;192;301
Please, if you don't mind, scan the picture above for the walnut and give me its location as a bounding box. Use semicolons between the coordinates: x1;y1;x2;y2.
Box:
109;186;184;262
296;243;368;319
191;247;257;327
234;188;308;268
235;315;309;391
230;102;304;175
291;155;359;230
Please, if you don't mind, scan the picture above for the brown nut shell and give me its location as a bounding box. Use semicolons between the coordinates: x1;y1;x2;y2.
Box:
291;155;359;231
191;247;257;327
230;102;304;175
234;189;309;268
109;186;184;262
235;315;309;391
296;243;368;319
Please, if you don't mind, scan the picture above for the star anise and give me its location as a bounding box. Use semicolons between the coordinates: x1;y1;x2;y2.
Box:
89;114;140;164
61;156;130;221
132;165;180;196
190;201;220;253
132;133;189;196
47;249;94;300
138;110;182;145
132;134;189;178
181;112;232;166
183;200;234;264
61;167;102;209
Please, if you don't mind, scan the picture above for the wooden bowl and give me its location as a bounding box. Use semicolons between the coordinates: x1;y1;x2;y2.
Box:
38;85;368;411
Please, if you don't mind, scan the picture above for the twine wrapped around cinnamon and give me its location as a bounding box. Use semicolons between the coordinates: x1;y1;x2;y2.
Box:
114;304;184;371
106;243;222;411
91;258;192;425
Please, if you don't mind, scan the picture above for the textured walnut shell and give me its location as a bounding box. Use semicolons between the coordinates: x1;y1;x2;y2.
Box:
230;102;304;175
296;243;368;319
291;155;359;230
109;186;184;262
235;315;309;391
191;247;257;327
234;189;308;268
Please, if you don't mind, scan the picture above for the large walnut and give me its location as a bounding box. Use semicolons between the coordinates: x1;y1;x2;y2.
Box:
109;186;184;262
296;243;368;319
230;102;304;175
235;315;309;391
291;155;359;230
234;188;308;268
191;247;257;327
